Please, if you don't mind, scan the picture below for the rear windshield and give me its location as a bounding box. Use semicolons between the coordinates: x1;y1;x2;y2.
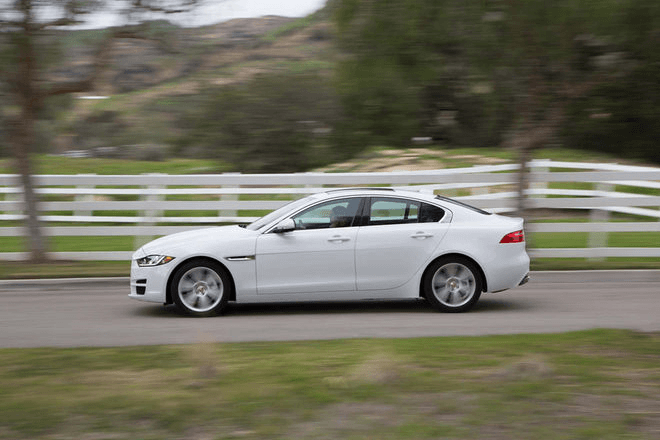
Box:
435;195;492;215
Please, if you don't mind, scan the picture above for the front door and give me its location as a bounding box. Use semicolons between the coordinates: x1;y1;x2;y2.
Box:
256;197;363;294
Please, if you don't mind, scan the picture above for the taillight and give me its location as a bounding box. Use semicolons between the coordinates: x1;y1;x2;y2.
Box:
500;230;524;243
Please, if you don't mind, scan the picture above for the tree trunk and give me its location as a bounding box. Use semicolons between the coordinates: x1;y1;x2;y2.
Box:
11;115;47;262
515;143;532;219
13;0;48;263
5;0;202;263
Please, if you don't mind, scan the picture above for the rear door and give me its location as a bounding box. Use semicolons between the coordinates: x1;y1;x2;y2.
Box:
355;197;450;290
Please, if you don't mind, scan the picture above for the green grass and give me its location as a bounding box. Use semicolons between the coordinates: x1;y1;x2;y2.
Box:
261;14;323;42
531;231;660;248
0;261;129;279
531;147;633;164
0;236;135;252
532;258;660;271
0;329;658;439
0;156;220;175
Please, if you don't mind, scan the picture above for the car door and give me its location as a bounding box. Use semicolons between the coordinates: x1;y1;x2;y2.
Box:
356;197;450;290
255;197;364;295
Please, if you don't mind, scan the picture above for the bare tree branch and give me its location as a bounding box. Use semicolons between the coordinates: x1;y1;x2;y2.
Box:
32;17;84;30
3;0;204;262
41;22;179;99
129;0;198;14
41;27;116;98
1;18;20;28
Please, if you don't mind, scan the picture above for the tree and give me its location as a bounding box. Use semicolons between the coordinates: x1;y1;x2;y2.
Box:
333;0;660;217
0;0;201;262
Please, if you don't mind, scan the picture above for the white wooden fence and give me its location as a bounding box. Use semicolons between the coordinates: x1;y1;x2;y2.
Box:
1;159;659;261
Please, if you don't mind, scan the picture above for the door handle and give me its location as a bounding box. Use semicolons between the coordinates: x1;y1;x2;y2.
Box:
328;235;351;243
411;232;433;239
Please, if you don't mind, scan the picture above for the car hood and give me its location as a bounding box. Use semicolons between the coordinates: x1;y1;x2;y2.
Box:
134;225;255;258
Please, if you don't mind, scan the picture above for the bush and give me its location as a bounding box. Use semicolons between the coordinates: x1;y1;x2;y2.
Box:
176;71;342;172
563;63;660;164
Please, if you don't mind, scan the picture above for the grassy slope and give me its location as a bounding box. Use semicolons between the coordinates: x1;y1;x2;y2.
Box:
0;156;220;175
1;329;658;440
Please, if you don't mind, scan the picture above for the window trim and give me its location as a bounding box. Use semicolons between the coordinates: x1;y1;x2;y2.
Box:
435;195;491;216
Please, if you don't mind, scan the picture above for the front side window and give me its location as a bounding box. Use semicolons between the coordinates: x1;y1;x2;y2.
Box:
291;198;361;230
246;194;320;231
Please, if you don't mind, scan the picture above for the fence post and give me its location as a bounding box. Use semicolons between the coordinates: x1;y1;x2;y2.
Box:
134;173;164;250
470;185;488;197
75;173;96;218
6;184;23;219
219;172;240;223
587;182;612;261
305;171;317;195
530;162;548;199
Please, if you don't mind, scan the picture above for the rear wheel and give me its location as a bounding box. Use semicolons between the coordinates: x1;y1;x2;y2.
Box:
170;260;230;317
423;257;482;313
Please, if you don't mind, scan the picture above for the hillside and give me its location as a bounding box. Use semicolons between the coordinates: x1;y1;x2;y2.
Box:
47;13;335;156
54;16;331;95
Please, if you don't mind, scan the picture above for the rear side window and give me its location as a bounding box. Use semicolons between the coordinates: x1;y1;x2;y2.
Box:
419;203;445;223
367;197;444;225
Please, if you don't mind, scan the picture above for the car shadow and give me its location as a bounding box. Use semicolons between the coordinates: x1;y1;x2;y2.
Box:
130;304;185;317
472;297;536;313
225;299;432;316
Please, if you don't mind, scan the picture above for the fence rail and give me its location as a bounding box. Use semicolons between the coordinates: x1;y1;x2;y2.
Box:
1;159;659;261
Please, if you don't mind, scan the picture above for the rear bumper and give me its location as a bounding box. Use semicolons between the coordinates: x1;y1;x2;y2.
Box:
483;247;530;293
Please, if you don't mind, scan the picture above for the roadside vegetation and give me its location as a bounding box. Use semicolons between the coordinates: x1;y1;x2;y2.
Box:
1;329;658;439
1;0;658;271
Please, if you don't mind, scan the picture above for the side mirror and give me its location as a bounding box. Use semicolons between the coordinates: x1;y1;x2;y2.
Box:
272;218;296;233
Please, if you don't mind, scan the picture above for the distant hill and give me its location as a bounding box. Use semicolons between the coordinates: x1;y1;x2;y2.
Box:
46;12;334;155
52;15;330;95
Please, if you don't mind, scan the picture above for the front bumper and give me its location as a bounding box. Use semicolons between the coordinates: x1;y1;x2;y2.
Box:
128;258;172;304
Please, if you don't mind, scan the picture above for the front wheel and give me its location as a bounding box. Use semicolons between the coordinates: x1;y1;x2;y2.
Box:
423;258;482;313
170;260;230;317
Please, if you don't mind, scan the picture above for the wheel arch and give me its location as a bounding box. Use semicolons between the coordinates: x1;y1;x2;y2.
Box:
165;256;236;304
419;253;488;298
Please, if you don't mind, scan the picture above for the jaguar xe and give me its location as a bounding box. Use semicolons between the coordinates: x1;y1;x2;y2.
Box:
129;188;530;316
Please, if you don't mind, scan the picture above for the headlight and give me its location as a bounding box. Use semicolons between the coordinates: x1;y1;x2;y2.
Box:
136;255;175;267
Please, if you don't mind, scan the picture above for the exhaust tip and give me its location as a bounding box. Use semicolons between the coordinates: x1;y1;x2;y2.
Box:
519;274;530;286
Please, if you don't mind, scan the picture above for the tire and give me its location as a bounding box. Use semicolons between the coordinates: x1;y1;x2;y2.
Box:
423;257;482;313
170;259;230;317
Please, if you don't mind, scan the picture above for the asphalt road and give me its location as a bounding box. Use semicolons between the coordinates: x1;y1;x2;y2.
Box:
0;270;658;348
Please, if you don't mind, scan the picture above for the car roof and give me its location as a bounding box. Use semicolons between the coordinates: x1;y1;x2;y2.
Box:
320;187;437;201
316;188;493;216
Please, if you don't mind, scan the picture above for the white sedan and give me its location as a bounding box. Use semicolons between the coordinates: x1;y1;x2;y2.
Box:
129;188;530;316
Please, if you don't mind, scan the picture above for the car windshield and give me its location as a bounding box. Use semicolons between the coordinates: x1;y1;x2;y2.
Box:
245;194;322;231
